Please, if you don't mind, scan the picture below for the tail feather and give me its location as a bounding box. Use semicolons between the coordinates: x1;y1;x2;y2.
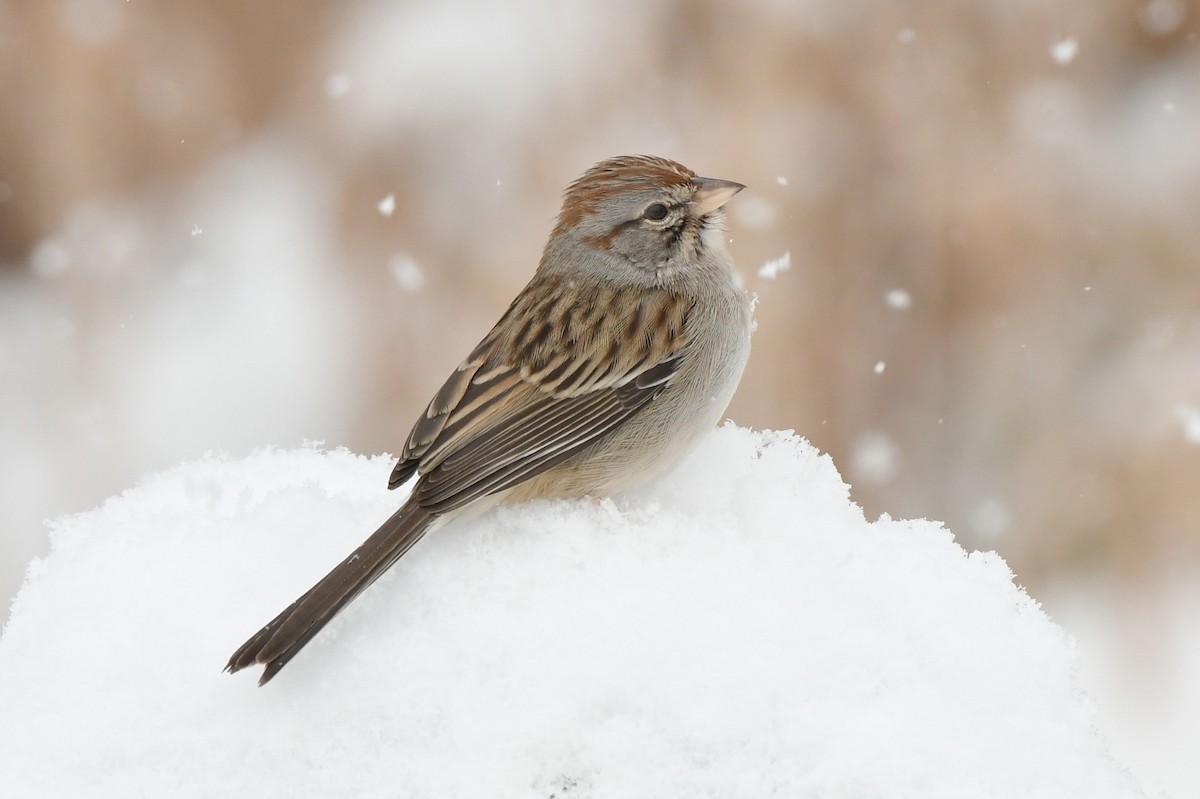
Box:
226;502;434;685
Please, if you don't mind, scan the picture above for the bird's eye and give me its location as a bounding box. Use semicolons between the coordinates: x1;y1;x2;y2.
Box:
642;202;669;221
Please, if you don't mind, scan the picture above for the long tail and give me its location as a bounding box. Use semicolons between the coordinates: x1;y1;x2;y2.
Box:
226;501;435;685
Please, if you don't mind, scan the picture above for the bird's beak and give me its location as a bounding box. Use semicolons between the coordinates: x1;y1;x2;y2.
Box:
688;176;746;218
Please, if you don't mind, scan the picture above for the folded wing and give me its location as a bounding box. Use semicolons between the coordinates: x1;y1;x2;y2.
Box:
388;280;693;513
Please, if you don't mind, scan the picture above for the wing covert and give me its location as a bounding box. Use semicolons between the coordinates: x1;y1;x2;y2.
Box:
388;281;693;511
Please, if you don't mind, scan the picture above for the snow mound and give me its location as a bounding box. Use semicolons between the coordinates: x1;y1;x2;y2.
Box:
0;426;1141;797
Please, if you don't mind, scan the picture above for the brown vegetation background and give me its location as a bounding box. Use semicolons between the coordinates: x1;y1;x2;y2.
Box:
2;1;1197;792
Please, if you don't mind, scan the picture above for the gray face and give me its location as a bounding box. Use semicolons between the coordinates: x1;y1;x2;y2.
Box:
609;184;701;269
542;155;740;289
575;182;718;275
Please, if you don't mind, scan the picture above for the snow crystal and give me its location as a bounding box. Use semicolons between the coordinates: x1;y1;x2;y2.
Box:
29;239;70;279
1051;37;1079;65
757;251;791;279
733;195;777;230
388;253;425;292
136;75;185;122
1175;404;1200;445
897;27;916;44
1139;0;1185;36
874;360;886;374
325;73;353;98
190;223;203;236
969;498;1012;541
851;429;899;486
377;193;396;217
775;175;789;186
60;0;126;48
886;288;913;309
0;427;1143;797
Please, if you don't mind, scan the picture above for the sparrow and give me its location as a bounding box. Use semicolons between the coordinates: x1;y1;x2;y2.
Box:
226;155;751;684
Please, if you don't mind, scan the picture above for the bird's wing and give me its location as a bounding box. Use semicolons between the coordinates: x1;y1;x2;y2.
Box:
388;280;692;513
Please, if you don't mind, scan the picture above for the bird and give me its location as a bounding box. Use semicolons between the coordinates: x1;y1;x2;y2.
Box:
226;155;752;685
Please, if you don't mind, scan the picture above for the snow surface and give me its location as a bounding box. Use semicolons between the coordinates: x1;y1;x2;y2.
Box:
0;426;1143;798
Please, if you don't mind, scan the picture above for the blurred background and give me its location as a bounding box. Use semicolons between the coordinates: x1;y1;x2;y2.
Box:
1;0;1197;793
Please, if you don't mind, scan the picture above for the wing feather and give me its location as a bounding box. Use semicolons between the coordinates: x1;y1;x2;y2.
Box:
388;280;693;512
